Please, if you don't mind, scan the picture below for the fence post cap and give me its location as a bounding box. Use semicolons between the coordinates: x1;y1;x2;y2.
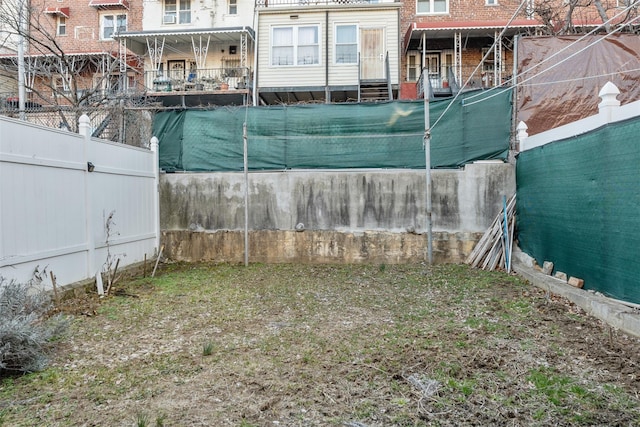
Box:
516;121;528;132
79;114;91;125
598;82;621;108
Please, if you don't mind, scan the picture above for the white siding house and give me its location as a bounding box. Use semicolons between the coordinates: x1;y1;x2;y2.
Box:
255;0;401;104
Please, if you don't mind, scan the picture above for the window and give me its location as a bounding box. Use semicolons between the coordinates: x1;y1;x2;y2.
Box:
417;0;447;13
486;0;498;4
271;25;319;66
164;0;191;24
101;14;127;39
229;0;237;15
482;47;503;72
406;52;419;81
335;24;357;64
57;16;66;36
53;76;69;93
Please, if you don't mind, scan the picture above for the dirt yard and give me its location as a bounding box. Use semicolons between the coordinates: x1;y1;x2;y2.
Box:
1;263;639;426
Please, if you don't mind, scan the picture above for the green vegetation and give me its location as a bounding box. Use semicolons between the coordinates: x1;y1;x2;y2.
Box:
0;263;638;426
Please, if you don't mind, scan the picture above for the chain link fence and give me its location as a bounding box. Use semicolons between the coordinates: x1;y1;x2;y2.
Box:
0;101;155;148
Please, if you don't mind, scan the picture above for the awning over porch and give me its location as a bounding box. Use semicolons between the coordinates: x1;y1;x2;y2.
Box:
88;0;130;9
404;19;545;51
89;0;129;9
115;27;256;56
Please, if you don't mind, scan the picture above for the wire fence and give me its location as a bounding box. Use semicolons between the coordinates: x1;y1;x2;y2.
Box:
0;103;154;147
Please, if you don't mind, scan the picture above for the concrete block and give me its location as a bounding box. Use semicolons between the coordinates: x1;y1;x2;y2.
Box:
542;261;554;275
554;271;568;282
568;277;584;288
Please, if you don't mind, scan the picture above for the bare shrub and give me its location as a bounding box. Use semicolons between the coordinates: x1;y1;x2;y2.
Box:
0;277;69;374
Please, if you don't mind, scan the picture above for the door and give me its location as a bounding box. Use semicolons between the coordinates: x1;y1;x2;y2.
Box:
360;28;384;80
168;60;186;81
425;53;440;87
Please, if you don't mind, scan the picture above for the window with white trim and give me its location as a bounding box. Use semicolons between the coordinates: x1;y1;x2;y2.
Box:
101;14;126;40
53;76;70;93
164;0;191;24
417;0;448;13
406;51;420;82
57;16;66;36
335;24;357;64
486;0;498;5
229;0;237;15
271;25;319;66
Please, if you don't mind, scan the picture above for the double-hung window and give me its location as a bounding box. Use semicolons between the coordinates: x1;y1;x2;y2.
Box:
57;16;66;36
417;0;448;14
335;24;357;64
271;25;319;66
229;0;237;15
101;14;126;40
165;0;191;24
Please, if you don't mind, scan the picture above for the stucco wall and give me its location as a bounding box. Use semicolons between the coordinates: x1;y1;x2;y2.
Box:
160;161;514;263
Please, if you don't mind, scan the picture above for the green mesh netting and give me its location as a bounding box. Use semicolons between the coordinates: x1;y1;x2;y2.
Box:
154;88;512;171
517;118;640;304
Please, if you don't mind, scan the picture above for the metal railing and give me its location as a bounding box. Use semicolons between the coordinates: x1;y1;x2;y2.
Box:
417;65;512;98
145;67;251;93
255;0;397;7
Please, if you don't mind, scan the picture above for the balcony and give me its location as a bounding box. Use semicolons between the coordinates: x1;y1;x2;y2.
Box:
255;0;397;7
416;65;512;99
145;67;251;107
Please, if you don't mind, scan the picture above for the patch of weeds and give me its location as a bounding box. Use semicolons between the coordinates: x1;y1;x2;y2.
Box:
391;397;410;407
527;367;572;406
202;341;214;356
504;299;533;315
135;412;150;427
437;361;463;379
447;378;475;397
154;413;167;427
353;400;376;419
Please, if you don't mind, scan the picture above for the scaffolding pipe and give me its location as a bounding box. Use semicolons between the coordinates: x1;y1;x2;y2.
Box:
243;122;249;267
423;67;433;264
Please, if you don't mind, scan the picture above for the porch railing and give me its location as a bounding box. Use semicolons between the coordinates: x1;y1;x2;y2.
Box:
417;65;512;98
255;0;397;7
145;67;251;93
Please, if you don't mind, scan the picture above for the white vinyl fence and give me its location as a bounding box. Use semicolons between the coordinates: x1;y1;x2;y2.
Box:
0;114;159;291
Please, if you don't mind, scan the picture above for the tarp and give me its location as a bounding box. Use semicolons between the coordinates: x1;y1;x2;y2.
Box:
154;88;512;172
516;34;640;136
517;117;640;303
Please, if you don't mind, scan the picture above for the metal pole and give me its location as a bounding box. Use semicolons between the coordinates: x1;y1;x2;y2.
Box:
243;122;249;267
17;0;26;120
423;68;433;265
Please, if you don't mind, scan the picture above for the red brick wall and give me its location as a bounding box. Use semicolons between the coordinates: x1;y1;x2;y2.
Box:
28;0;143;55
400;0;528;31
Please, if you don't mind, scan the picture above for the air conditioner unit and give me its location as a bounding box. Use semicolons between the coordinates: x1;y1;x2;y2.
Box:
163;15;176;24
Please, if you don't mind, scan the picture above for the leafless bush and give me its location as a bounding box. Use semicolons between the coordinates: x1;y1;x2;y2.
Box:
0;276;69;374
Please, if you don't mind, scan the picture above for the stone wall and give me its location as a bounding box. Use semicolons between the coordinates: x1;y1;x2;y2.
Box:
160;161;515;263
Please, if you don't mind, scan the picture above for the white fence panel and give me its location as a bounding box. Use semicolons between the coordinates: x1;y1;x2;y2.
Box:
0;114;159;291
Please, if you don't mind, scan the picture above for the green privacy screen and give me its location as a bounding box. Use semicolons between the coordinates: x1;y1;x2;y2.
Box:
517;118;640;304
154;89;512;171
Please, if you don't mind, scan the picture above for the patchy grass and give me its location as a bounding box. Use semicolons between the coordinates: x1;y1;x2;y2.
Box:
1;263;639;426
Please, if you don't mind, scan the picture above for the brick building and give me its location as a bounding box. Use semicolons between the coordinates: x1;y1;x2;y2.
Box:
0;0;144;106
398;0;616;100
399;0;544;99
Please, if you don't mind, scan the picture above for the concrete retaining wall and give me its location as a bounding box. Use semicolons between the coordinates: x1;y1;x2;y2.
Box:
160;162;515;263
